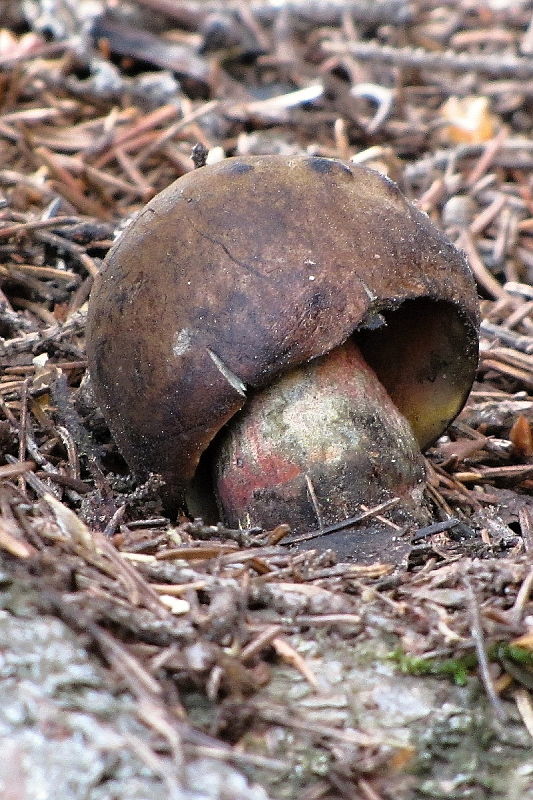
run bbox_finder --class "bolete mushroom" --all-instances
[87,155,479,545]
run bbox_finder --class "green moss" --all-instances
[493,643,533,667]
[389,648,477,685]
[389,642,533,688]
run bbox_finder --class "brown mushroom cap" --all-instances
[87,155,479,509]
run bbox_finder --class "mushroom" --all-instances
[87,155,479,542]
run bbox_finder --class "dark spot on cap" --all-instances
[308,291,329,313]
[307,157,352,177]
[307,157,335,175]
[221,161,254,176]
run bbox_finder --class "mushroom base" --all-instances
[213,339,427,535]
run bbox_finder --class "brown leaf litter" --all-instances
[0,2,532,798]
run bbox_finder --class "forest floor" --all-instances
[0,2,532,799]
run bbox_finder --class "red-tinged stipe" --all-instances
[213,338,427,534]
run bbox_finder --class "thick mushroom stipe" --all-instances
[214,339,426,533]
[87,155,480,537]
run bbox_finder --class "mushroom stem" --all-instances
[213,338,427,534]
